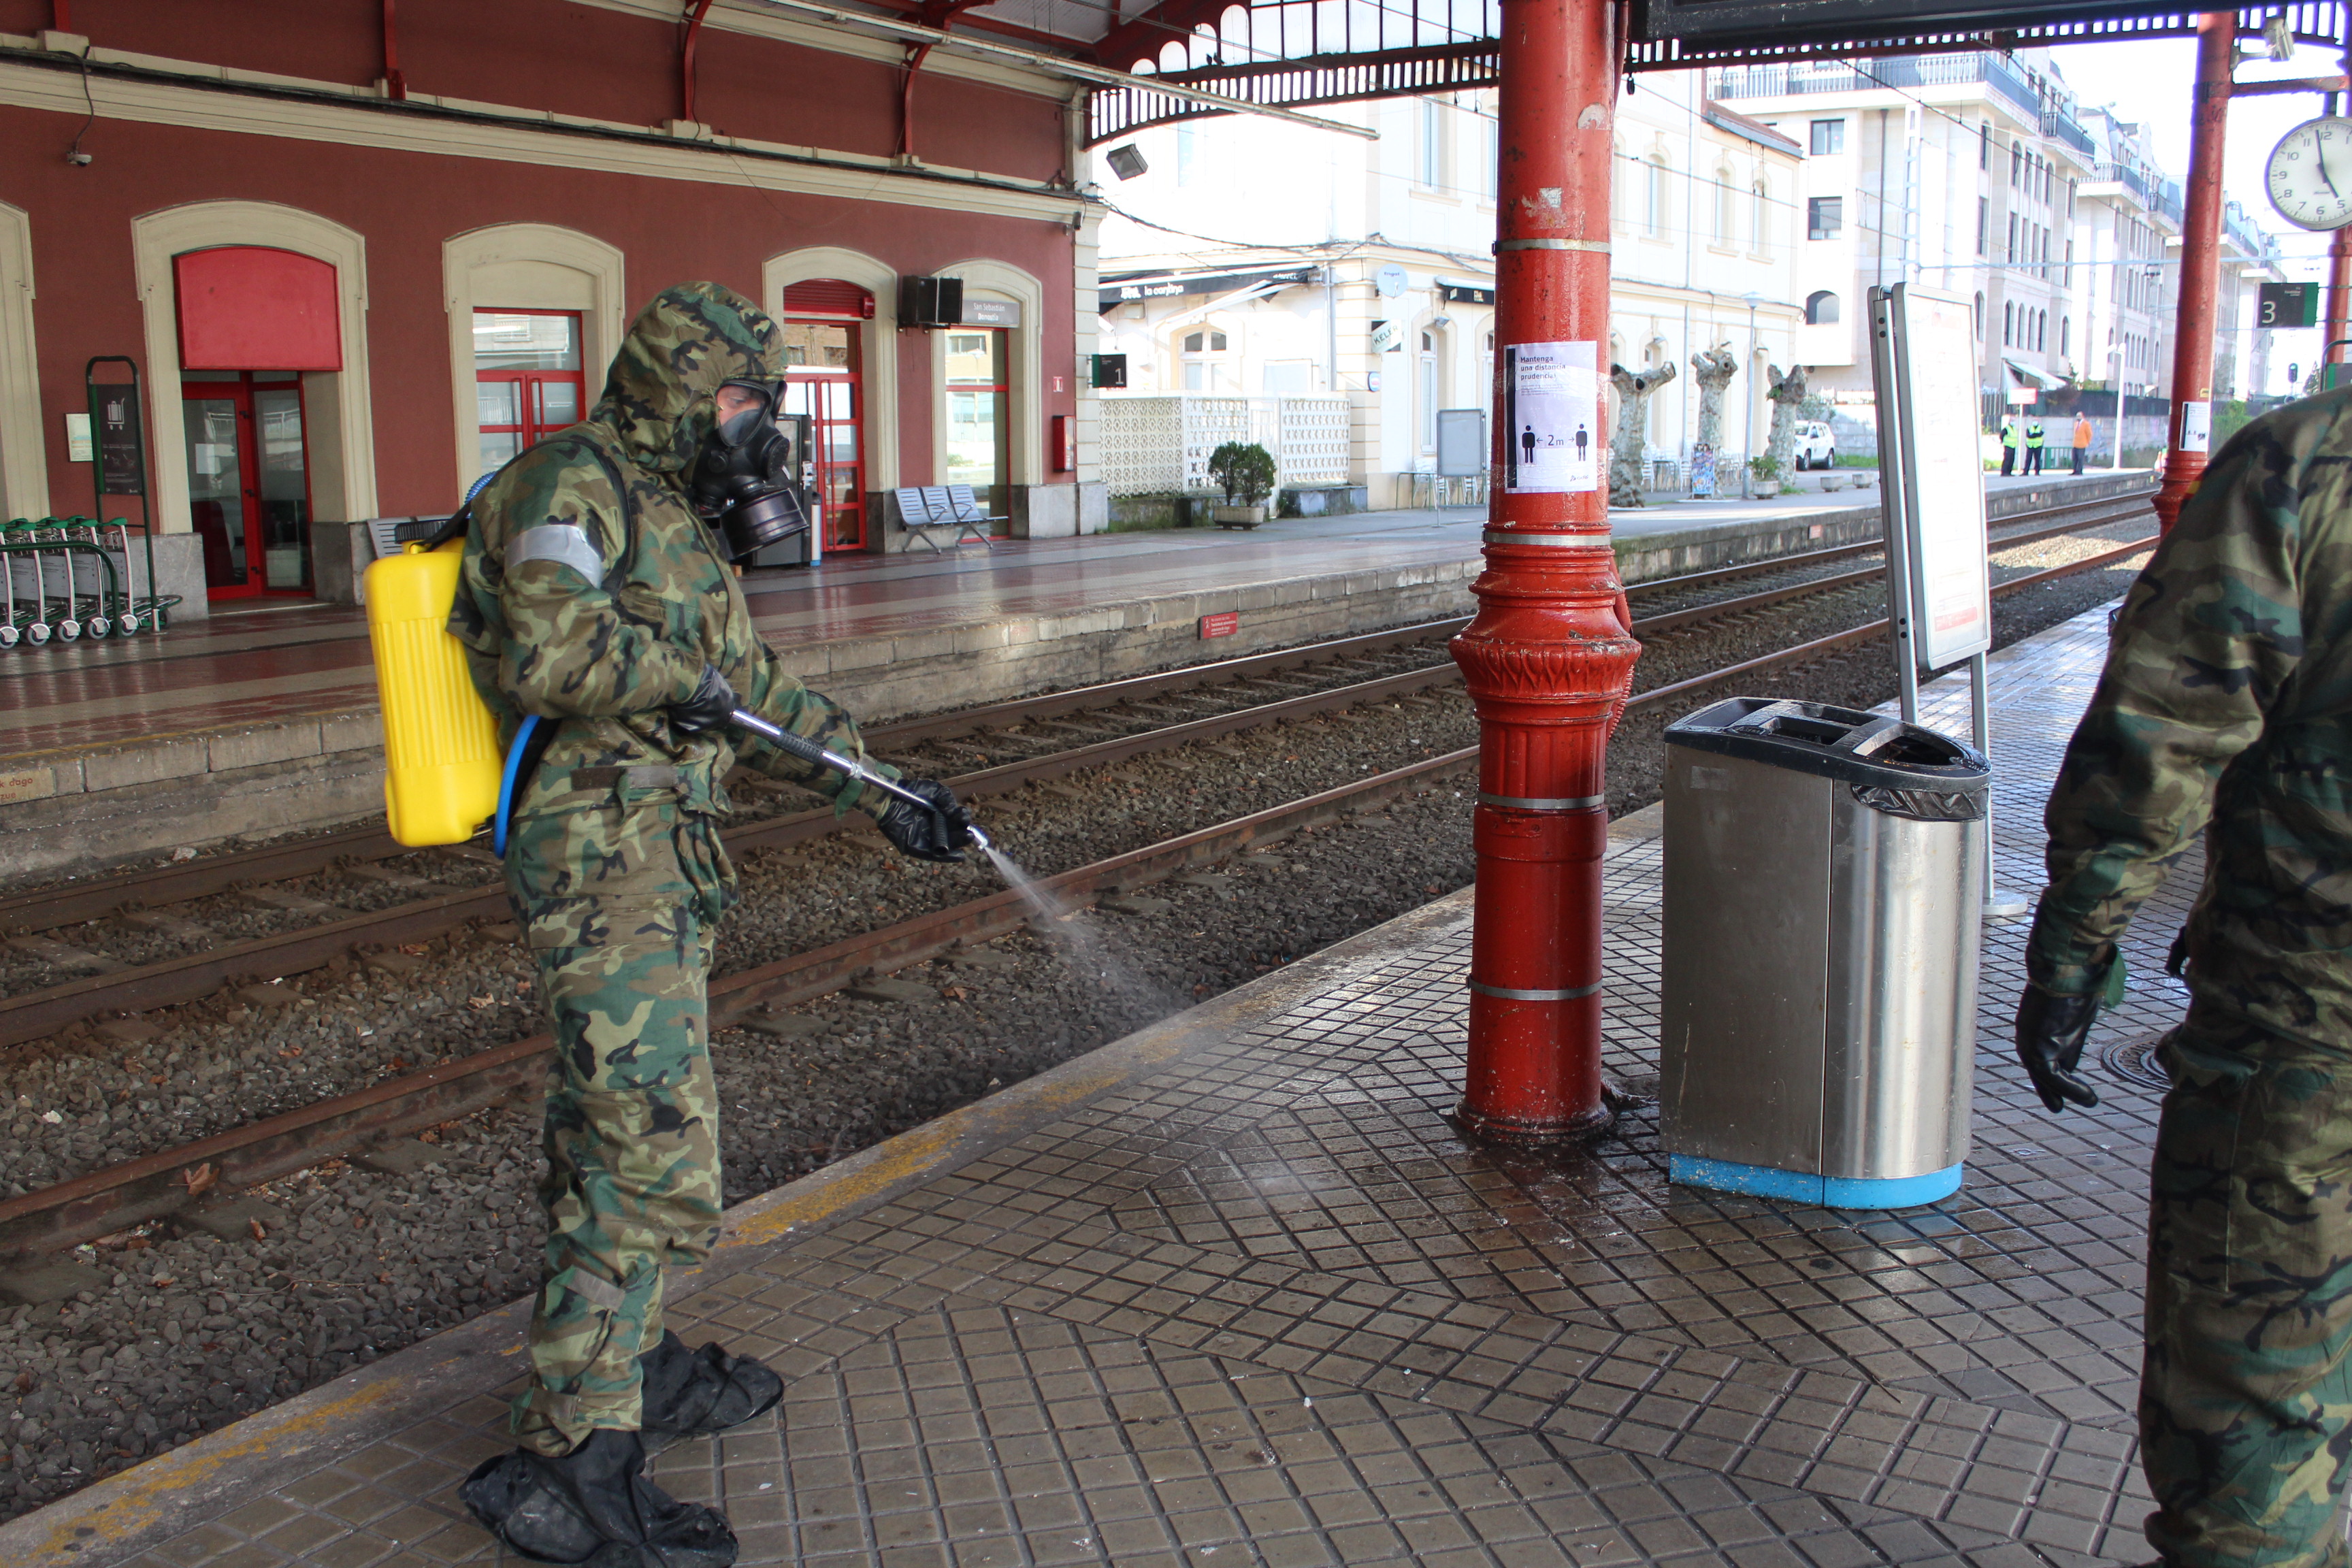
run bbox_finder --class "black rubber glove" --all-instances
[2014,984,2102,1113]
[668,664,738,736]
[876,779,974,862]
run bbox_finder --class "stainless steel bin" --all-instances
[1658,697,1988,1208]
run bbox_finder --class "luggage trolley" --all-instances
[1,517,55,646]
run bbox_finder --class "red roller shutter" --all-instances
[175,247,342,371]
[783,279,876,321]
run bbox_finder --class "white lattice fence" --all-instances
[1276,397,1350,487]
[1100,394,1354,495]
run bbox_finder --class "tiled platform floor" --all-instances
[10,600,2190,1568]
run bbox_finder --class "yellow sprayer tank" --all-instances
[366,542,500,847]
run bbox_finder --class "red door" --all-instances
[180,372,314,598]
[780,281,872,552]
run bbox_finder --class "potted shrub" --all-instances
[1207,442,1277,528]
[1748,453,1782,497]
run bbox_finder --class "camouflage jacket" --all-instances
[2029,389,2352,1047]
[448,281,890,828]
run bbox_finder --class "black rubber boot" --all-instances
[639,1330,784,1440]
[459,1427,738,1567]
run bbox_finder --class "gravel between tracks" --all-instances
[0,534,2151,1522]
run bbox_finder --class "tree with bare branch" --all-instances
[1608,360,1677,507]
[1765,362,1809,478]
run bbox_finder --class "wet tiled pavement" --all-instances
[14,600,2189,1568]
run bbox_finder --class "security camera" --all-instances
[64,150,91,165]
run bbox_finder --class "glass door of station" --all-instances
[780,318,867,552]
[474,310,585,490]
[944,329,1008,518]
[180,371,312,598]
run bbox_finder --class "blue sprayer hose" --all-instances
[493,713,544,858]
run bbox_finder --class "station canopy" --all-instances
[742,0,2345,144]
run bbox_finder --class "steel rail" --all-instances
[2,487,2151,935]
[1622,491,2152,602]
[1623,533,2161,715]
[0,660,1472,1048]
[1629,500,2154,638]
[0,617,1476,934]
[0,745,1482,1260]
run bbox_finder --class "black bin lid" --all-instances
[1663,697,1989,796]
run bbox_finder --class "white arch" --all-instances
[762,245,901,491]
[131,201,376,532]
[0,201,47,521]
[931,255,1047,500]
[442,223,627,500]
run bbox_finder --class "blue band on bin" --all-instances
[1477,792,1605,811]
[1468,981,1602,1001]
[1668,1154,1963,1210]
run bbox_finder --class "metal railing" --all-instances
[1708,51,2041,118]
[2087,160,2185,225]
[2040,109,2095,157]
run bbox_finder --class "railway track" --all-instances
[0,491,2160,1262]
[0,488,2155,1052]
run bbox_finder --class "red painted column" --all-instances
[1448,0,1639,1141]
[2327,225,2352,377]
[2152,10,2234,531]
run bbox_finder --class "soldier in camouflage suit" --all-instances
[448,282,970,1566]
[2018,388,2352,1568]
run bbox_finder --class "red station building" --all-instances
[0,0,1107,614]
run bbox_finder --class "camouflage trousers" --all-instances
[2142,1000,2352,1568]
[502,800,733,1457]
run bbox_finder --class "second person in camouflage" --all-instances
[449,281,976,1567]
[2017,387,2352,1568]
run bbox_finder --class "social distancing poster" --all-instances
[1504,341,1599,494]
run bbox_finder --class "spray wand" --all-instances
[728,708,992,853]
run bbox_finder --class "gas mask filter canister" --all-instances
[692,378,812,562]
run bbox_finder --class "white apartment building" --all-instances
[1092,70,1806,504]
[1708,50,2281,443]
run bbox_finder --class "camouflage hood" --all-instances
[591,282,786,478]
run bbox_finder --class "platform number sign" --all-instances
[2260,282,2321,329]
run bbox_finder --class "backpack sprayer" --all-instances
[365,528,987,855]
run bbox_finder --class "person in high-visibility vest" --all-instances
[2024,418,2047,475]
[2072,412,2093,475]
[2000,418,2021,476]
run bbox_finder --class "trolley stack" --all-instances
[0,516,179,649]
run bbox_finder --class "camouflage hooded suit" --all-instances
[2027,389,2352,1567]
[449,282,894,1457]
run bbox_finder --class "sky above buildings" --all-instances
[2056,37,2333,279]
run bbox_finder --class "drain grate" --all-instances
[2100,1032,2171,1091]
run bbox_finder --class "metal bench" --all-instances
[941,485,1003,548]
[893,485,995,553]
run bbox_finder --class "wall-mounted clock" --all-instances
[2267,116,2352,231]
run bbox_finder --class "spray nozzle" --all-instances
[726,708,989,853]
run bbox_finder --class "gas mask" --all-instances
[690,378,812,562]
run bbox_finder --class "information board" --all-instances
[1435,408,1486,478]
[91,382,147,497]
[1870,285,1990,670]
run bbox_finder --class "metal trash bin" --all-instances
[1658,697,1988,1208]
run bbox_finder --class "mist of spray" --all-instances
[979,843,1172,1015]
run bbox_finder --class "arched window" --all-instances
[1646,155,1671,239]
[1419,329,1440,452]
[2060,315,2070,359]
[2004,301,2014,346]
[1715,164,1737,245]
[1179,326,1230,391]
[1974,292,1984,342]
[1750,182,1769,257]
[1804,290,1839,325]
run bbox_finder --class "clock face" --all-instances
[2268,117,2352,231]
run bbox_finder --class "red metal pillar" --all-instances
[2151,10,2234,530]
[2327,225,2352,378]
[1448,0,1639,1141]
